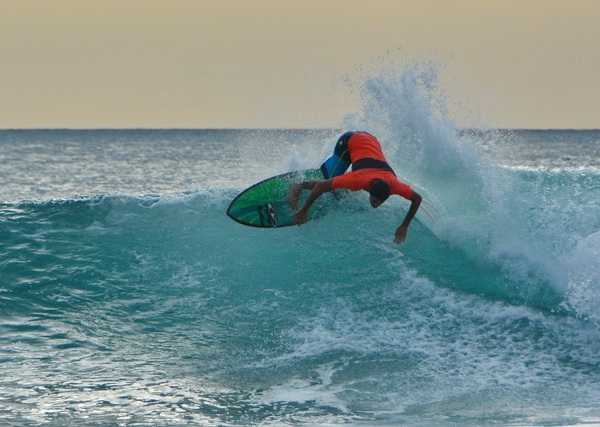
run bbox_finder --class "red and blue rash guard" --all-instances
[331,133,413,200]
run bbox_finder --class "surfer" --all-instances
[289,131,422,244]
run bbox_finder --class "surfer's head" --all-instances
[369,179,391,208]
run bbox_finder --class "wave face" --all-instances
[2,69,600,426]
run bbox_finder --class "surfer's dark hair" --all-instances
[369,179,391,202]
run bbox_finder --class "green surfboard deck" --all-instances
[226,169,324,228]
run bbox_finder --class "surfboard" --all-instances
[226,169,324,228]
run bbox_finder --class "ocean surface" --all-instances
[2,76,600,426]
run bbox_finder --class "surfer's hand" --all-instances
[291,207,308,225]
[289,183,302,210]
[394,225,408,244]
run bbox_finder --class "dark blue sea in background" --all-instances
[2,69,600,426]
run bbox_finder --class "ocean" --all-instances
[2,73,600,426]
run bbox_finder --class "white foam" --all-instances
[252,364,350,414]
[261,262,600,414]
[564,231,600,324]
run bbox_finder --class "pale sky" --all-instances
[1,0,599,129]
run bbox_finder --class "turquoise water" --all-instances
[2,69,600,426]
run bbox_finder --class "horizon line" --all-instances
[2,127,600,132]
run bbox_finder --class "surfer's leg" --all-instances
[320,131,354,179]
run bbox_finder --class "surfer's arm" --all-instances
[290,180,317,210]
[291,179,334,225]
[289,179,331,209]
[394,191,422,244]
